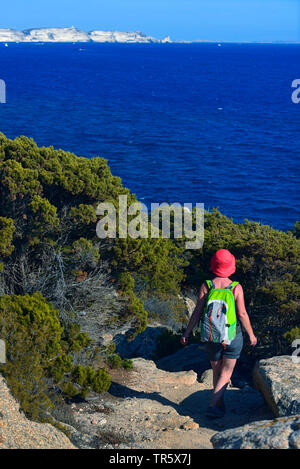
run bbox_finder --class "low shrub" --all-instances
[0,292,111,420]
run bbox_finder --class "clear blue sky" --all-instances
[1,0,299,42]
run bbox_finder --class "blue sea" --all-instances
[0,42,299,230]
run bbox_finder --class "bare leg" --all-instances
[210,358,237,408]
[210,359,223,388]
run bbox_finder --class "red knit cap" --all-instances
[210,249,236,277]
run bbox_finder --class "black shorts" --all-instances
[204,331,243,361]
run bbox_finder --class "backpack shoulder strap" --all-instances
[206,279,215,290]
[225,281,239,293]
[199,281,214,326]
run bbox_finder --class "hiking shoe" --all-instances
[205,405,225,419]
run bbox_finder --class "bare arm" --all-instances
[181,283,208,344]
[234,284,257,346]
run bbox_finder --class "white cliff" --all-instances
[22,27,90,42]
[0,28,25,42]
[0,27,171,43]
[90,30,155,43]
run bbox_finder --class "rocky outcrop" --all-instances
[0,375,75,449]
[253,356,300,417]
[179,288,197,318]
[114,324,172,360]
[211,355,300,449]
[156,344,208,374]
[211,415,300,449]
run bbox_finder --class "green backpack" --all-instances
[199,280,239,345]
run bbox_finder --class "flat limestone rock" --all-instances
[253,356,300,417]
[129,358,198,391]
[211,415,300,449]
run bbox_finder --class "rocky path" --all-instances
[65,354,273,449]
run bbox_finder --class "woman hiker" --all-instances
[180,249,257,419]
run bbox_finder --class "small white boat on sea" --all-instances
[4,43,8,47]
[218,43,222,47]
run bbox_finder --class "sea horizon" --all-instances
[0,42,299,231]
